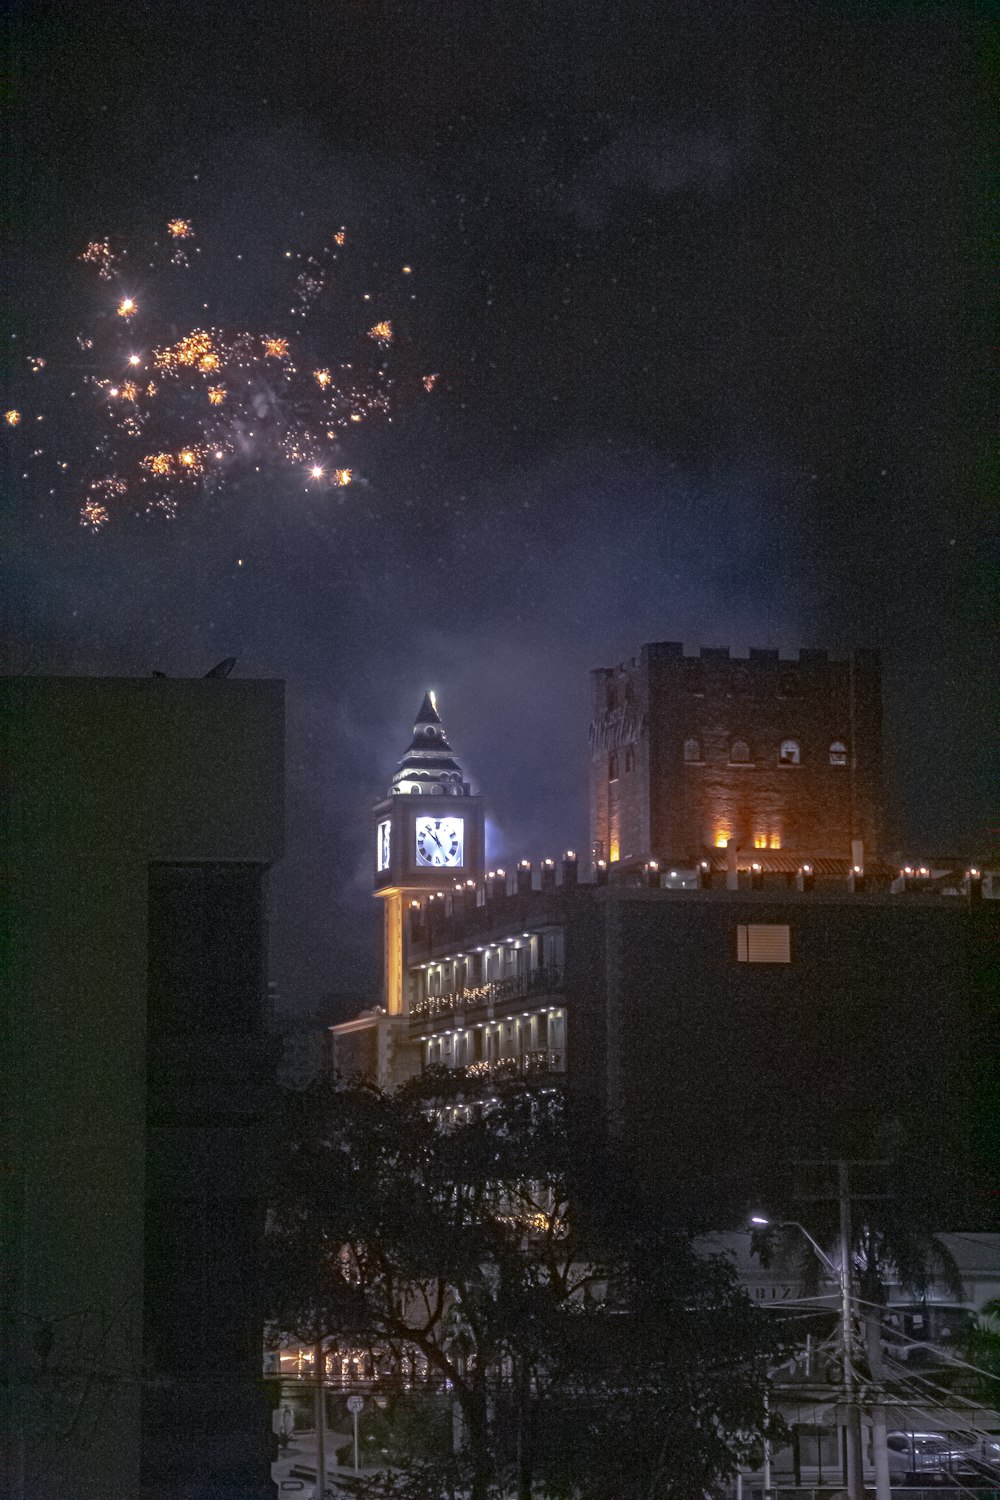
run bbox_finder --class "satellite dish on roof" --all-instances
[204,657,236,679]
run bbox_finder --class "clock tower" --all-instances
[373,692,485,1015]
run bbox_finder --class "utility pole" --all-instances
[838,1161,864,1500]
[314,1339,327,1500]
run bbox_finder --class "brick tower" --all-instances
[588,644,883,874]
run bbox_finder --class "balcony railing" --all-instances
[411,967,562,1023]
[463,1050,565,1080]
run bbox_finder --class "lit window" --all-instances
[754,835,767,849]
[778,739,800,765]
[715,833,730,848]
[737,924,791,963]
[730,739,751,764]
[769,835,781,849]
[830,740,848,766]
[683,737,701,762]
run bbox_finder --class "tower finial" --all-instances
[390,692,469,797]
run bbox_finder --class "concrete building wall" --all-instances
[572,887,992,1225]
[2,677,284,1500]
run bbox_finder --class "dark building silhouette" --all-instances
[2,676,284,1500]
[589,644,884,875]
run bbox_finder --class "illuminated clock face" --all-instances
[376,819,391,872]
[415,815,464,868]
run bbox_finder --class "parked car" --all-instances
[886,1431,981,1481]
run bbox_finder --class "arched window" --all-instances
[778,739,800,765]
[829,740,848,766]
[624,746,635,773]
[683,737,701,763]
[608,752,619,781]
[730,739,751,764]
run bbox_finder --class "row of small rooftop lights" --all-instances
[409,858,986,911]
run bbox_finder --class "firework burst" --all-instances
[6,217,436,528]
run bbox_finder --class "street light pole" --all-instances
[838,1162,864,1500]
[752,1168,864,1500]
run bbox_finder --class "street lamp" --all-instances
[751,1211,863,1500]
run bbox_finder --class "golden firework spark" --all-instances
[333,468,353,486]
[207,385,226,405]
[120,381,139,402]
[313,368,331,387]
[80,239,116,279]
[80,498,110,530]
[422,373,439,392]
[333,229,346,246]
[28,356,46,372]
[368,320,393,343]
[146,381,158,397]
[5,409,22,426]
[178,447,200,470]
[128,354,142,366]
[142,452,173,476]
[117,297,137,318]
[263,336,289,358]
[167,218,193,239]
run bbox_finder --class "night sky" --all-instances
[6,0,994,1006]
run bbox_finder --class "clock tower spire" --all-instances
[373,693,485,1015]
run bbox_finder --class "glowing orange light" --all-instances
[207,385,225,405]
[422,373,439,392]
[117,297,137,318]
[6,409,22,426]
[368,320,393,342]
[143,452,173,476]
[178,448,197,467]
[333,467,353,486]
[167,218,193,239]
[313,368,331,387]
[715,834,730,848]
[333,229,346,246]
[263,336,288,358]
[128,354,142,366]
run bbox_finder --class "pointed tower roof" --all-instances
[414,690,442,728]
[390,692,470,796]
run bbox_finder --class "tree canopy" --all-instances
[265,1072,786,1500]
